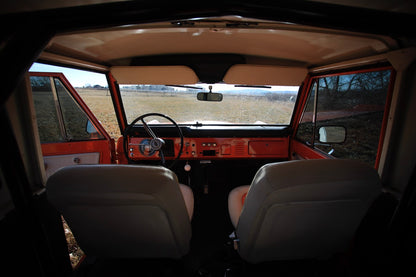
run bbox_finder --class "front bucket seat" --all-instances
[47,164,193,259]
[228,159,381,263]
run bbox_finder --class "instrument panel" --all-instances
[119,137,289,161]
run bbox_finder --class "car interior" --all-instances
[1,1,416,277]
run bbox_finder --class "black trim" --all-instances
[126,125,292,138]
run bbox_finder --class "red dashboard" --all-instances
[117,137,289,162]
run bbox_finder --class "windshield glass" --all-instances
[120,84,299,125]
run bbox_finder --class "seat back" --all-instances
[46,164,192,259]
[234,159,381,263]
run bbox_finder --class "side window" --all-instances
[54,78,100,141]
[31,76,64,143]
[295,68,393,166]
[31,75,104,143]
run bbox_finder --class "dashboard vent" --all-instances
[234,142,246,156]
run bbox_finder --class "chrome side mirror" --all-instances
[318,126,346,143]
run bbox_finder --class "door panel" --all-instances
[43,152,100,179]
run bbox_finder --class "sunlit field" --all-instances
[77,88,296,139]
[76,89,119,138]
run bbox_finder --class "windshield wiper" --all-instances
[166,85,203,90]
[234,85,272,89]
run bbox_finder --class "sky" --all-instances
[30,63,108,87]
[29,62,299,92]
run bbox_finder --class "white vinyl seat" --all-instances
[228,159,381,263]
[46,164,193,259]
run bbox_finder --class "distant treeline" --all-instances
[120,88,298,102]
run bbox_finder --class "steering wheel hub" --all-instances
[150,138,165,151]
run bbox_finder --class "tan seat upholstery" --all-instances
[46,164,193,259]
[228,159,381,263]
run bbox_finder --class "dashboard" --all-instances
[118,137,289,161]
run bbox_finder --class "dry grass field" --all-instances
[77,88,296,139]
[76,88,120,138]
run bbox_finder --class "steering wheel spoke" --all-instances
[141,118,158,140]
[159,149,166,165]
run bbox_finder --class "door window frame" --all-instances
[30,72,112,143]
[292,65,396,169]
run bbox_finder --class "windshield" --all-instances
[120,84,299,125]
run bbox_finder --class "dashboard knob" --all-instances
[184,162,191,172]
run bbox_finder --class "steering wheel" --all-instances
[123,113,183,168]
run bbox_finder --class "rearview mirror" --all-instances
[197,85,223,102]
[197,92,223,101]
[318,126,346,143]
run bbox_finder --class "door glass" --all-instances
[54,78,104,141]
[31,76,64,143]
[314,70,391,164]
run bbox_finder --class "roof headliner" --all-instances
[40,17,398,72]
